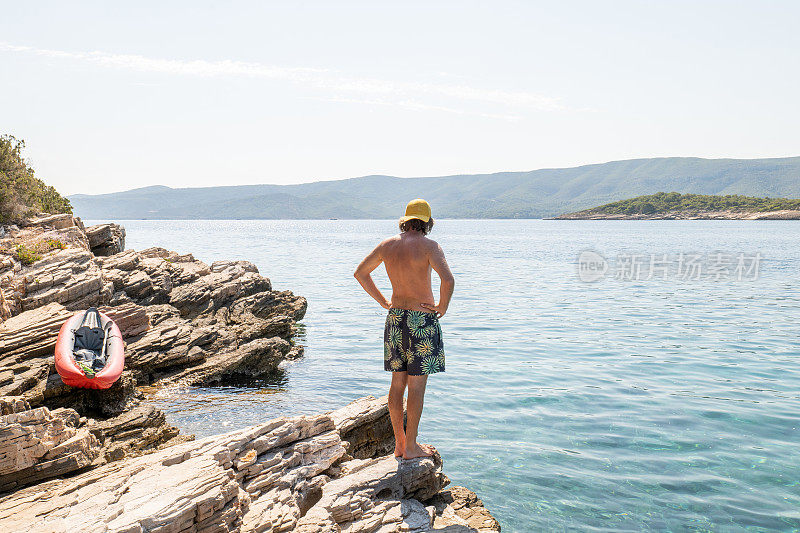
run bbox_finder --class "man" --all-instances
[354,199,455,459]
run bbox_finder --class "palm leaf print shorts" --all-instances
[384,308,445,375]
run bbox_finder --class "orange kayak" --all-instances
[54,308,124,389]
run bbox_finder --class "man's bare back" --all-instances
[354,200,454,459]
[354,230,454,316]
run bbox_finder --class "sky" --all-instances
[1,1,799,195]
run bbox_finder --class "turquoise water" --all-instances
[106,219,799,532]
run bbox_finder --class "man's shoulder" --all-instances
[420,235,442,253]
[421,234,439,245]
[382,233,440,251]
[375,235,400,250]
[380,235,401,245]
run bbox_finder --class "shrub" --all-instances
[11,238,66,265]
[44,238,66,250]
[1,135,72,224]
[14,244,41,265]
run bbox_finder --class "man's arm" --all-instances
[354,242,391,309]
[421,242,454,318]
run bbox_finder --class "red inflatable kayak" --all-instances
[55,307,124,389]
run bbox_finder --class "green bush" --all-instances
[44,238,66,250]
[1,135,72,224]
[11,238,66,265]
[14,244,41,265]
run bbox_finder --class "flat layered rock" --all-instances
[102,301,150,338]
[0,395,500,532]
[0,302,72,363]
[168,260,272,318]
[85,223,126,256]
[0,304,72,403]
[23,214,77,231]
[87,403,181,462]
[330,394,398,460]
[0,412,344,532]
[294,453,446,532]
[0,220,94,317]
[0,288,10,321]
[0,397,100,493]
[429,486,502,532]
[18,248,112,312]
[124,306,216,374]
[1,220,307,467]
[0,399,477,533]
[164,336,294,386]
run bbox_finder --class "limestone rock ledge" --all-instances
[0,396,99,493]
[0,216,500,531]
[0,215,306,469]
[330,394,400,460]
[85,222,126,256]
[0,396,500,533]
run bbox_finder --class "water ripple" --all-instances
[112,219,800,532]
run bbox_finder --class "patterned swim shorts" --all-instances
[384,308,445,376]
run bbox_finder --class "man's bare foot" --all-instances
[402,442,435,459]
[394,441,406,457]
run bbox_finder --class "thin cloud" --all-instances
[0,42,568,115]
[311,96,522,121]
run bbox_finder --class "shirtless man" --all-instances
[354,199,455,459]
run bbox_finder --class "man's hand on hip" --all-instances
[420,302,446,318]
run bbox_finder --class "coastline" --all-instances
[551,209,800,220]
[0,214,500,532]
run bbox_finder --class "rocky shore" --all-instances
[0,214,499,532]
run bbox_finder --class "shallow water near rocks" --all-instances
[100,219,800,532]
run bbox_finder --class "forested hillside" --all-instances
[68,155,800,219]
[559,192,800,217]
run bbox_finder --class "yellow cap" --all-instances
[399,198,432,224]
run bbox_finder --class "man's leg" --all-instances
[403,374,433,459]
[388,371,408,457]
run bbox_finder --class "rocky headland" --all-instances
[553,192,800,220]
[0,214,499,532]
[554,209,800,220]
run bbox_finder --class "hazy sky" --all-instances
[2,1,798,195]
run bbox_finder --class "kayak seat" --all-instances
[72,308,111,372]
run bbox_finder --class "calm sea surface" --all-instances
[99,219,799,532]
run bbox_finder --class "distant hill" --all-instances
[555,192,800,220]
[68,156,800,220]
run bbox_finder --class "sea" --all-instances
[93,219,799,532]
